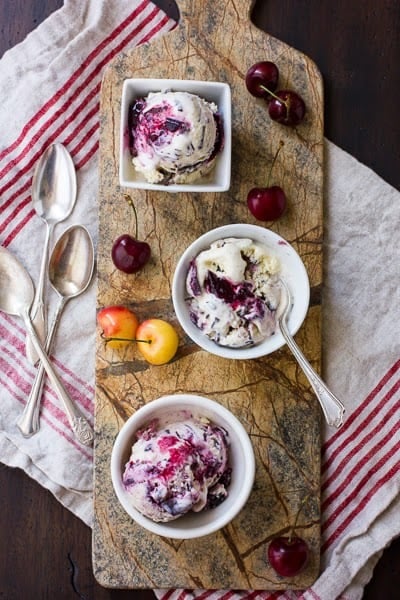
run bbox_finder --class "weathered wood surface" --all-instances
[93,0,323,590]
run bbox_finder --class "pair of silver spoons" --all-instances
[0,144,94,445]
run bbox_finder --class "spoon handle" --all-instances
[21,308,94,446]
[25,223,52,364]
[279,316,345,429]
[17,297,66,437]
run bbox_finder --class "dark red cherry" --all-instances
[245,61,279,99]
[247,185,286,221]
[247,140,286,221]
[268,90,306,126]
[112,234,150,274]
[267,536,309,577]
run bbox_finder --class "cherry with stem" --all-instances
[267,494,311,577]
[111,194,151,274]
[247,140,287,222]
[259,84,306,127]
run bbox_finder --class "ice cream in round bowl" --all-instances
[111,394,255,539]
[172,224,310,360]
[119,78,231,192]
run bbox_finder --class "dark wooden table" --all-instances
[0,1,399,598]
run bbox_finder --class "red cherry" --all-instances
[247,185,286,221]
[267,536,309,577]
[112,234,150,274]
[247,140,286,222]
[268,90,306,126]
[111,194,151,274]
[245,61,279,99]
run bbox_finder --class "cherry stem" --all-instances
[288,494,311,542]
[124,194,138,239]
[101,333,151,345]
[267,140,284,186]
[260,84,289,109]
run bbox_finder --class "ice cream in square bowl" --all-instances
[111,394,255,539]
[119,78,231,192]
[172,223,310,360]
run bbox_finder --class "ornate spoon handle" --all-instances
[278,280,345,429]
[22,308,94,446]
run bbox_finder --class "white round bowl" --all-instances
[172,223,310,360]
[111,394,255,539]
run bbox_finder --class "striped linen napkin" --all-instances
[0,1,398,599]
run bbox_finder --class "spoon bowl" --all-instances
[17,225,95,438]
[0,247,35,314]
[49,225,94,298]
[26,143,77,363]
[32,143,77,225]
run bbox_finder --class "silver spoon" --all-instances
[17,225,95,438]
[0,246,93,446]
[278,278,346,429]
[26,143,77,364]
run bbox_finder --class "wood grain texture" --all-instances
[93,0,323,590]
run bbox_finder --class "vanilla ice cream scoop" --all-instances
[122,415,231,522]
[129,91,223,184]
[186,237,282,348]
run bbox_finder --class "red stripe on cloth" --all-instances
[63,99,100,147]
[0,356,32,397]
[3,209,35,246]
[0,3,170,192]
[305,589,321,600]
[0,373,28,405]
[0,313,93,415]
[322,375,400,475]
[158,591,175,600]
[218,592,238,600]
[321,384,400,493]
[322,359,400,456]
[191,591,214,600]
[322,433,400,530]
[3,135,98,246]
[0,352,92,458]
[75,138,99,170]
[0,0,151,164]
[69,120,99,158]
[321,459,400,552]
[0,178,31,214]
[0,195,31,235]
[1,11,174,246]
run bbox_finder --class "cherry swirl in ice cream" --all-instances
[122,414,231,522]
[186,237,282,348]
[128,91,224,185]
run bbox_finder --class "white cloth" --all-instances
[0,2,398,599]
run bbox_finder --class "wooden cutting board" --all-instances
[93,0,323,590]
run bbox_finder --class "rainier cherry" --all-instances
[97,306,179,365]
[245,61,279,99]
[135,319,179,365]
[111,195,151,274]
[247,141,286,221]
[97,306,139,350]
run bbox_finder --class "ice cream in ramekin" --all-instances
[128,90,224,185]
[122,413,231,522]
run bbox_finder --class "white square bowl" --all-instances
[119,78,231,193]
